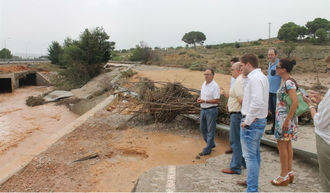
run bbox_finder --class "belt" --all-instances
[201,106,217,110]
[229,112,241,115]
[242,115,246,118]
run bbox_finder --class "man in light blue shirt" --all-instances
[265,48,281,135]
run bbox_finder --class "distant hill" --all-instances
[114,39,330,75]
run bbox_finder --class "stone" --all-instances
[44,90,74,102]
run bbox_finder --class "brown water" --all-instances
[0,86,78,154]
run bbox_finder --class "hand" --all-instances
[309,91,323,104]
[303,95,312,105]
[282,118,290,132]
[241,122,246,130]
[197,99,204,104]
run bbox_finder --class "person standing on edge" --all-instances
[225,57,240,154]
[303,56,330,191]
[221,62,246,175]
[265,48,281,135]
[197,68,220,157]
[271,58,298,186]
[238,54,269,192]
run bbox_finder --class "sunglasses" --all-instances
[276,65,283,69]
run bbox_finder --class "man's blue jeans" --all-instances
[229,113,246,174]
[240,118,266,192]
[200,107,218,154]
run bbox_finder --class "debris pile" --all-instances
[0,65,29,73]
[136,79,199,122]
[26,95,45,107]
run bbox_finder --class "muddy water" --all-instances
[0,86,78,153]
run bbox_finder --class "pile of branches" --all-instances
[137,79,199,122]
[134,78,230,124]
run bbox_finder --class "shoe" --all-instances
[225,149,233,154]
[288,171,294,183]
[211,144,216,149]
[198,152,210,156]
[236,180,247,187]
[221,168,240,175]
[265,129,274,135]
[271,175,290,186]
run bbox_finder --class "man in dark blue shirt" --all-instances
[265,48,281,135]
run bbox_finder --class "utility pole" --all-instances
[268,22,271,40]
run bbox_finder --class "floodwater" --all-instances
[0,86,78,154]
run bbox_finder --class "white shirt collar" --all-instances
[204,79,215,86]
[247,68,261,79]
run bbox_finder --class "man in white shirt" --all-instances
[197,68,220,156]
[304,56,330,191]
[238,54,269,192]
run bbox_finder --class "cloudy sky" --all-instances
[0,0,329,57]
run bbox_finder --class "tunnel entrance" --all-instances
[19,73,36,87]
[0,78,13,93]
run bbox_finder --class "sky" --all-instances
[0,0,329,57]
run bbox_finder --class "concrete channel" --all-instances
[0,95,116,185]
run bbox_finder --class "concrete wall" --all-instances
[0,71,50,92]
[36,72,51,86]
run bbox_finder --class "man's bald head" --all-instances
[232,62,242,71]
[231,62,242,78]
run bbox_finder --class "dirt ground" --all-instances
[0,65,29,73]
[0,104,230,192]
[0,64,326,192]
[135,66,232,92]
[134,65,329,94]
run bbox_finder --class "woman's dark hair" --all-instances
[279,58,296,73]
[230,57,239,63]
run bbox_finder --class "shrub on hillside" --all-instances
[189,63,207,71]
[130,42,152,64]
[258,54,264,59]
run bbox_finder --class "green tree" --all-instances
[47,41,63,65]
[0,48,13,59]
[66,27,115,78]
[306,18,330,38]
[277,22,300,42]
[182,31,206,47]
[57,27,115,89]
[315,28,328,43]
[297,26,308,39]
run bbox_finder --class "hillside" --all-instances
[114,39,330,75]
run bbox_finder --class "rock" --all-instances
[43,90,74,102]
[71,67,128,100]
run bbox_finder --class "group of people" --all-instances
[197,50,330,192]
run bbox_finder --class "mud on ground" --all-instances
[0,100,230,192]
